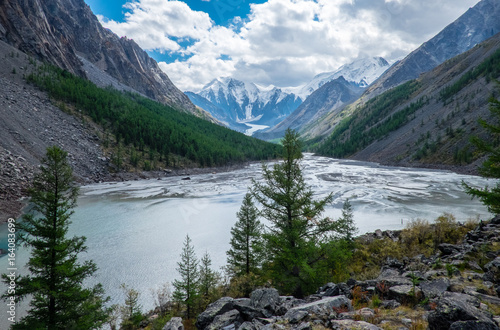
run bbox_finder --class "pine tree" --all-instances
[119,284,143,330]
[173,235,200,319]
[198,251,219,309]
[463,92,500,214]
[1,146,109,329]
[335,200,358,244]
[251,129,337,297]
[226,193,264,276]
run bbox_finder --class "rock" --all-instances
[384,257,404,269]
[237,321,259,330]
[449,320,499,329]
[329,319,382,329]
[484,257,500,273]
[388,285,421,303]
[207,310,243,330]
[318,282,340,297]
[438,243,461,256]
[428,292,497,330]
[376,268,411,286]
[163,317,184,330]
[420,278,450,298]
[294,322,311,330]
[285,295,353,319]
[196,297,234,330]
[234,299,267,321]
[285,309,309,324]
[250,288,280,317]
[380,300,401,309]
[275,296,305,316]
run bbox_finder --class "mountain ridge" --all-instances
[314,32,500,172]
[365,0,500,99]
[0,0,196,113]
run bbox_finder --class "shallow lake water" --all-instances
[0,154,492,322]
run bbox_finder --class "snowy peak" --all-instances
[293,57,390,100]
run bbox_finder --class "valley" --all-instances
[1,0,500,329]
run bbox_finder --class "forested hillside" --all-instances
[27,64,280,168]
[313,33,500,170]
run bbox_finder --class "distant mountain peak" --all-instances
[290,56,391,100]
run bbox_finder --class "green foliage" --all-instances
[198,252,220,310]
[1,146,110,329]
[119,284,144,330]
[173,235,200,319]
[26,64,280,168]
[440,48,500,101]
[251,129,356,297]
[316,81,424,158]
[226,193,264,276]
[350,213,477,280]
[463,89,500,214]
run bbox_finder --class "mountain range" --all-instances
[187,78,302,133]
[0,0,499,183]
[188,57,390,136]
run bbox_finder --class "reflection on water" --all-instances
[0,154,492,319]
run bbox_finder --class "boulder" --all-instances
[380,300,401,309]
[449,320,499,330]
[438,243,461,256]
[196,297,234,329]
[484,257,500,273]
[420,278,450,299]
[318,282,340,297]
[207,310,242,330]
[388,285,421,303]
[428,292,497,330]
[250,288,280,317]
[329,319,382,329]
[285,296,353,319]
[275,296,305,316]
[284,309,309,324]
[376,268,411,286]
[234,299,267,321]
[162,317,183,330]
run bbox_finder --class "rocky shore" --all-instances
[162,217,500,330]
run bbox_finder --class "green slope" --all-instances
[27,64,280,168]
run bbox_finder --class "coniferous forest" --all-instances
[26,64,280,168]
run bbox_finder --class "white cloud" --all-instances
[98,0,480,91]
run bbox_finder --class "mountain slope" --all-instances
[255,58,389,140]
[255,77,364,141]
[314,32,500,172]
[0,0,196,113]
[365,0,500,99]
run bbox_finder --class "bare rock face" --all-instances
[0,0,196,112]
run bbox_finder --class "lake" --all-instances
[0,154,492,322]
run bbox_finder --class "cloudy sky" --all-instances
[84,0,480,92]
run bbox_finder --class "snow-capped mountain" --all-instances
[289,57,391,100]
[188,77,302,132]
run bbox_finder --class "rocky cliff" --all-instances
[0,0,196,112]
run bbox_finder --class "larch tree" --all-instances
[1,146,110,329]
[463,91,500,214]
[173,234,200,319]
[251,129,339,297]
[198,251,219,309]
[226,193,264,276]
